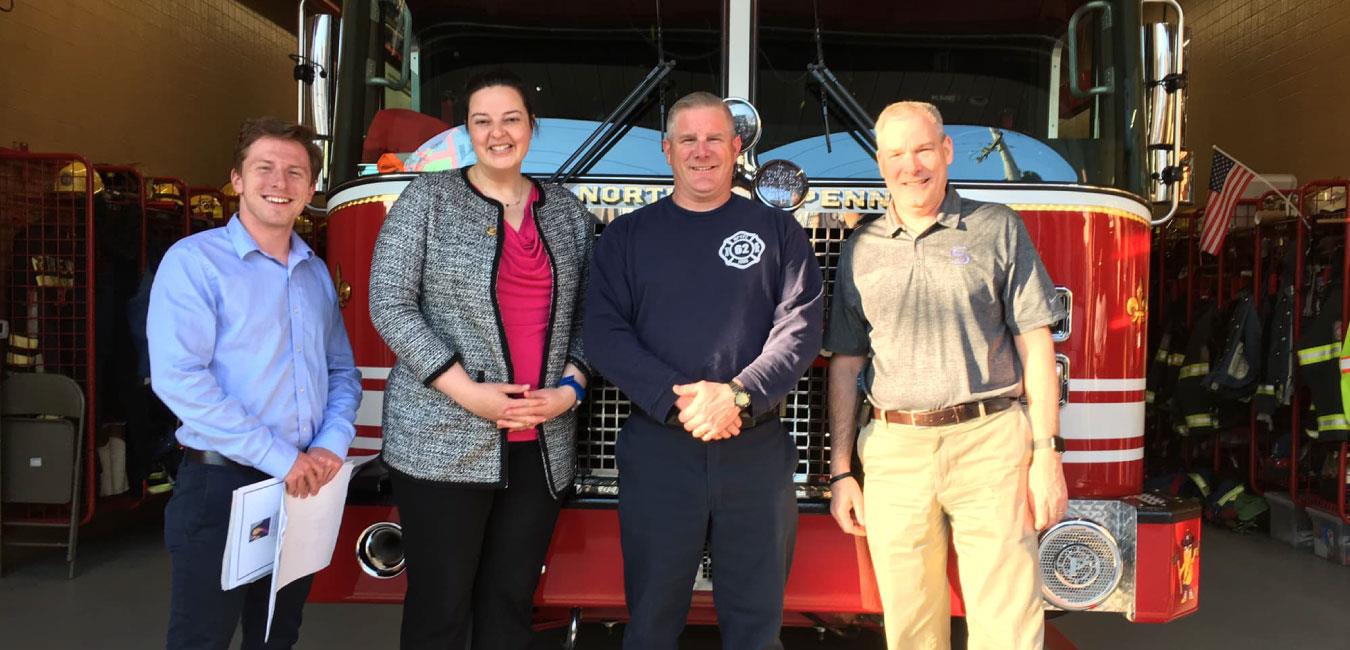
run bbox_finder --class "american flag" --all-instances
[1198,149,1256,255]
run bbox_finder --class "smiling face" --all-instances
[230,136,315,234]
[876,107,954,219]
[466,84,533,173]
[662,105,741,211]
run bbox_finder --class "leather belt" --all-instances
[664,407,780,429]
[183,448,250,470]
[871,397,1016,428]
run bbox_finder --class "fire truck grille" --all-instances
[575,223,851,500]
[693,546,714,591]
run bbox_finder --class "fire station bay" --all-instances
[3,1,1350,649]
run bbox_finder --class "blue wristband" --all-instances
[558,375,585,406]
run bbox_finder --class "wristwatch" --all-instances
[728,382,752,413]
[1031,435,1066,454]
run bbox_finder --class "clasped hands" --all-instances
[459,381,578,432]
[283,447,344,498]
[672,380,743,442]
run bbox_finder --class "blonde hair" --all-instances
[665,91,735,138]
[875,101,945,135]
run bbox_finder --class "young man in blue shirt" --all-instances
[148,117,361,650]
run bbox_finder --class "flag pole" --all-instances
[1212,145,1302,220]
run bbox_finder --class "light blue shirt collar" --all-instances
[225,214,315,268]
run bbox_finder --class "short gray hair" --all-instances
[665,91,735,138]
[875,101,945,135]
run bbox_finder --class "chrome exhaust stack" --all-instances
[356,522,406,579]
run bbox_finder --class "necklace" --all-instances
[471,166,530,208]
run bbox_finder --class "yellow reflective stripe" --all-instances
[1256,384,1276,396]
[1155,348,1169,362]
[37,276,74,288]
[1343,333,1350,413]
[1145,390,1156,404]
[9,333,38,350]
[1187,472,1212,497]
[1168,353,1186,367]
[1179,363,1210,379]
[1298,343,1339,365]
[1317,414,1350,431]
[5,351,40,367]
[1185,413,1216,428]
[1217,485,1245,507]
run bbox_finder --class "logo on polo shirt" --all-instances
[719,231,765,269]
[950,246,971,266]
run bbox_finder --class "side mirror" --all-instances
[296,2,338,194]
[299,13,337,138]
[753,160,810,212]
[724,97,763,152]
[1142,0,1188,226]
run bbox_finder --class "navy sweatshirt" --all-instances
[584,194,824,423]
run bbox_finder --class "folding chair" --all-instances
[1,373,86,578]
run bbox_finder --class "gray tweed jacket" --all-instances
[369,167,593,495]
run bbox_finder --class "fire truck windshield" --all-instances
[756,0,1147,196]
[333,0,724,185]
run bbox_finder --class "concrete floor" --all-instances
[1,512,1348,649]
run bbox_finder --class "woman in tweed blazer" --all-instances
[368,69,594,649]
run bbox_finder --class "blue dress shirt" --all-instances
[147,216,361,478]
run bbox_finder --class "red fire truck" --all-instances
[294,0,1201,639]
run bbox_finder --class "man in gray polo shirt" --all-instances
[824,101,1068,650]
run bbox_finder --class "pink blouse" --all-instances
[495,187,553,442]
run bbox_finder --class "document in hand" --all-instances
[220,475,286,590]
[264,460,357,642]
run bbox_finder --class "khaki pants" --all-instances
[858,404,1043,650]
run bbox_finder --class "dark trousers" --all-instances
[391,440,562,650]
[617,415,798,650]
[164,462,314,650]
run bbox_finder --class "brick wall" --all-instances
[1180,0,1350,192]
[0,0,297,186]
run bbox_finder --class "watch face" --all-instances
[733,387,751,409]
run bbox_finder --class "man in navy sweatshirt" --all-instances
[584,91,824,649]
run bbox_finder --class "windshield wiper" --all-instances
[807,63,877,158]
[549,60,675,185]
[805,0,876,159]
[551,0,674,185]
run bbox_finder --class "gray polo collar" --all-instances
[883,186,963,238]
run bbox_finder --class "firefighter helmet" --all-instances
[147,180,184,205]
[220,182,237,197]
[52,161,105,195]
[190,194,223,220]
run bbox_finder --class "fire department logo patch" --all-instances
[719,231,765,269]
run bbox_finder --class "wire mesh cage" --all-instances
[0,150,98,523]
